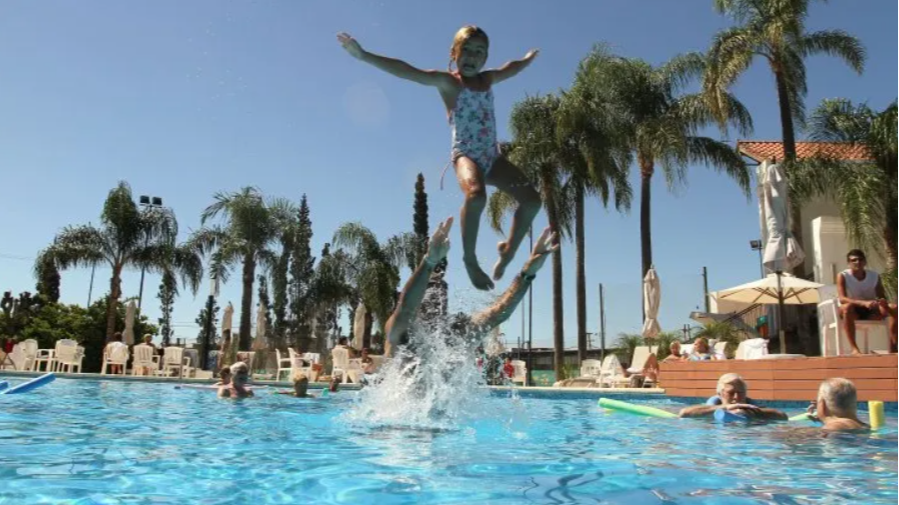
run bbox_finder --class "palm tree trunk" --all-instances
[239,253,256,351]
[540,166,565,381]
[886,193,897,274]
[639,155,654,321]
[104,266,123,342]
[773,66,806,278]
[575,184,587,365]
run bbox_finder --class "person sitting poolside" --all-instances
[688,337,712,361]
[837,249,898,354]
[104,333,129,374]
[679,373,787,420]
[218,362,254,399]
[662,341,687,363]
[275,371,316,398]
[810,378,868,431]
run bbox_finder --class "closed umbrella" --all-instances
[353,304,367,350]
[123,300,136,345]
[641,267,661,339]
[759,161,806,353]
[220,303,235,370]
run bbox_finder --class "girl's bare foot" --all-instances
[492,241,514,281]
[464,257,494,291]
[850,348,863,355]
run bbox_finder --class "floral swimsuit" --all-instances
[450,84,499,175]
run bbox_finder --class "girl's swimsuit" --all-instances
[450,85,499,175]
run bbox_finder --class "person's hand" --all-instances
[866,300,880,310]
[522,227,559,276]
[523,49,539,63]
[725,403,761,413]
[337,32,365,60]
[425,217,453,267]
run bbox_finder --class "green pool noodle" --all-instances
[789,413,812,422]
[598,398,678,418]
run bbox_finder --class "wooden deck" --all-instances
[660,354,898,402]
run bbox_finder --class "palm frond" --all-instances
[45,225,109,271]
[486,191,518,235]
[685,136,751,196]
[800,29,866,74]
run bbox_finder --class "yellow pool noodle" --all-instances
[868,401,884,430]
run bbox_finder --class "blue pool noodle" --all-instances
[714,408,748,423]
[0,381,8,392]
[1,373,56,395]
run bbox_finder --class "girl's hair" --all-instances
[449,25,489,70]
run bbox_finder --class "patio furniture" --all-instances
[101,343,130,375]
[579,359,603,379]
[331,346,360,384]
[132,344,161,376]
[511,360,527,385]
[156,347,191,378]
[1,339,38,371]
[53,340,84,373]
[275,349,292,381]
[597,354,626,388]
[818,297,891,356]
[289,349,317,382]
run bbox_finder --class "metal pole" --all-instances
[599,283,606,361]
[776,271,787,354]
[758,248,765,278]
[703,266,710,313]
[526,227,534,387]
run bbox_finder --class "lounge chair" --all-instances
[101,343,130,375]
[611,346,658,388]
[579,359,603,379]
[596,354,626,388]
[735,338,769,360]
[53,340,84,373]
[132,344,160,376]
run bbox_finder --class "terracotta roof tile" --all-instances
[737,141,873,162]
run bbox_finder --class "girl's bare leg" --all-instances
[486,156,541,280]
[455,156,494,291]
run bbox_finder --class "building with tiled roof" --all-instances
[737,140,873,163]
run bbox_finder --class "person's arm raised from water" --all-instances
[384,218,454,356]
[485,49,539,85]
[469,227,558,338]
[338,33,455,88]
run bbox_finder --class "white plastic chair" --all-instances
[713,341,728,360]
[132,344,160,376]
[156,347,191,377]
[288,348,318,382]
[275,349,293,381]
[597,354,626,388]
[331,346,359,384]
[611,346,657,388]
[101,343,130,375]
[579,359,603,379]
[735,338,769,360]
[511,360,527,385]
[2,339,38,371]
[53,340,84,373]
[818,297,891,355]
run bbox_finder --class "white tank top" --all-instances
[840,269,879,300]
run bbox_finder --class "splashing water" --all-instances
[344,317,494,431]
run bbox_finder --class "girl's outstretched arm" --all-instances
[338,33,452,87]
[487,49,539,85]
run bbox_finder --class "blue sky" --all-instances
[0,1,895,349]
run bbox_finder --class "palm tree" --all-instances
[189,188,286,351]
[706,0,866,272]
[558,83,633,366]
[790,99,897,293]
[37,182,202,341]
[488,95,575,380]
[575,46,752,290]
[332,223,413,329]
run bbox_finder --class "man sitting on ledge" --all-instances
[679,373,787,420]
[837,249,897,354]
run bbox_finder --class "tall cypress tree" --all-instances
[257,274,273,340]
[195,298,220,346]
[157,271,177,347]
[35,254,61,303]
[413,173,429,269]
[290,194,315,349]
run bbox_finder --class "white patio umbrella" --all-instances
[219,302,235,370]
[758,161,807,353]
[353,303,367,350]
[222,302,234,335]
[641,267,661,339]
[123,300,136,345]
[714,274,823,353]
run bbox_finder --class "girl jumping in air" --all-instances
[338,26,542,291]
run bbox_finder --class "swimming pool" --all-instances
[1,378,896,504]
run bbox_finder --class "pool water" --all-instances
[0,378,896,504]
